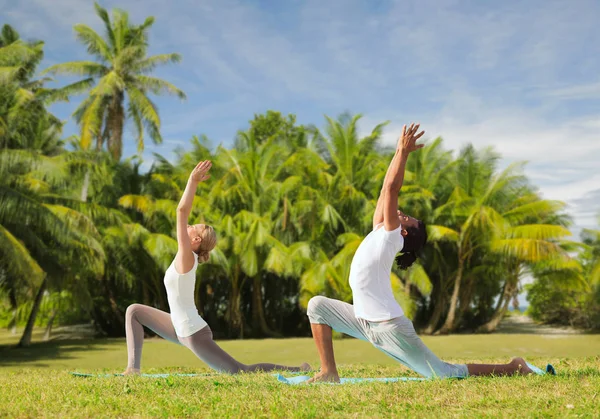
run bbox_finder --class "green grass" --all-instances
[2,330,600,417]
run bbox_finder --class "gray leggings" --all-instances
[125,303,302,374]
[307,296,468,378]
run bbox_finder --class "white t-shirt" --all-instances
[348,223,405,321]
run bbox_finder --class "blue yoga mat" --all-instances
[70,372,209,378]
[525,363,556,376]
[276,363,556,385]
[275,374,427,385]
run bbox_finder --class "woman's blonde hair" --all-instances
[194,225,217,263]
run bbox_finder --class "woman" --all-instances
[123,160,310,375]
[306,123,534,382]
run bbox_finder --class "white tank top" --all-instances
[163,255,208,337]
[349,223,405,321]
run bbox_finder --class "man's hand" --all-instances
[190,160,212,182]
[398,123,425,153]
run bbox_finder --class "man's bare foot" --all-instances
[299,362,312,372]
[306,370,340,384]
[511,357,533,375]
[122,368,140,376]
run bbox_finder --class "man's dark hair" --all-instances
[396,220,427,270]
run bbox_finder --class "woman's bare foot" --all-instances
[510,357,533,375]
[122,368,140,376]
[306,370,340,384]
[299,362,312,372]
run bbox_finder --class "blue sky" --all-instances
[3,0,600,237]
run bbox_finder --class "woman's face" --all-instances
[187,224,207,244]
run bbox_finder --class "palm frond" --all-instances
[0,66,20,82]
[42,61,108,77]
[491,238,567,262]
[46,78,95,102]
[93,2,116,49]
[73,24,112,62]
[406,262,433,296]
[507,224,571,240]
[128,102,144,151]
[118,194,154,213]
[143,233,177,271]
[133,53,182,74]
[79,94,105,150]
[503,199,566,224]
[134,75,186,99]
[390,273,416,319]
[90,71,125,96]
[427,225,459,242]
[0,224,44,284]
[127,85,161,145]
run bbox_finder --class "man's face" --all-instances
[397,210,419,231]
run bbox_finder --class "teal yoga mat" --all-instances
[276,363,556,385]
[70,372,209,378]
[275,374,427,384]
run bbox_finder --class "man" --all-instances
[306,123,533,382]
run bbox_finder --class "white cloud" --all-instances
[547,82,600,100]
[4,0,599,235]
[358,99,600,235]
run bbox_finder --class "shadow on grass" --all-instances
[0,338,122,368]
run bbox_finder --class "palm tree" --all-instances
[434,146,572,334]
[213,131,295,336]
[0,24,43,84]
[0,146,106,346]
[581,218,600,290]
[314,114,388,232]
[43,2,186,160]
[475,197,573,332]
[397,137,459,331]
[0,24,66,152]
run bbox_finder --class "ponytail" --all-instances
[395,220,427,270]
[396,251,417,270]
[197,250,210,263]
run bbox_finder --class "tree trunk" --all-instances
[197,281,207,319]
[8,287,17,334]
[102,277,124,336]
[43,310,57,341]
[80,169,90,202]
[226,268,244,338]
[18,276,47,347]
[282,197,288,230]
[456,275,476,328]
[436,256,465,334]
[107,93,124,160]
[477,286,513,333]
[9,310,17,335]
[251,275,280,337]
[142,280,150,306]
[423,285,445,334]
[477,269,519,333]
[158,285,168,312]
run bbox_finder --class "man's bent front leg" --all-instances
[306,323,340,383]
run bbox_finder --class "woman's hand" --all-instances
[398,123,425,154]
[190,160,212,183]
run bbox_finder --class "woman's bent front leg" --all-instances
[124,304,179,373]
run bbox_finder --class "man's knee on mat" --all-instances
[306,296,330,324]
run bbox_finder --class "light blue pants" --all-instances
[307,296,468,378]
